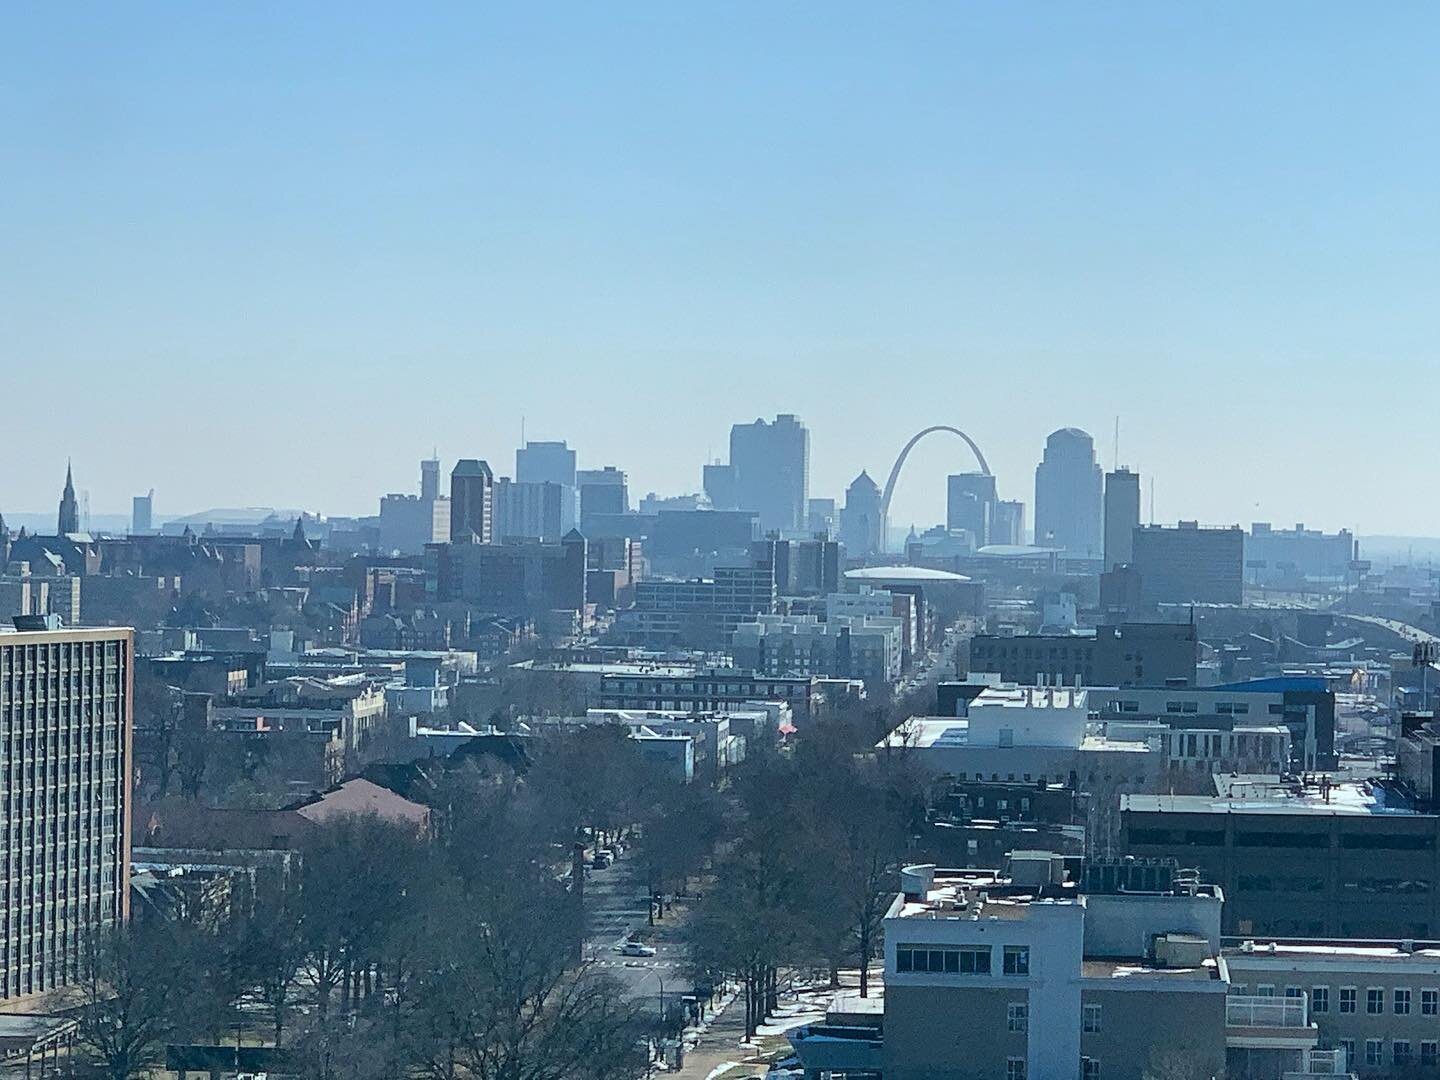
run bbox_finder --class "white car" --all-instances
[618,942,657,957]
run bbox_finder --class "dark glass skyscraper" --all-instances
[449,459,495,544]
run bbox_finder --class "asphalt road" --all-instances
[580,856,690,1017]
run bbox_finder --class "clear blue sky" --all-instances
[4,3,1438,535]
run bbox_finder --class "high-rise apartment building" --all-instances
[1103,468,1141,570]
[0,624,133,1003]
[515,441,577,488]
[841,471,884,556]
[449,460,495,544]
[1034,429,1103,556]
[729,414,809,534]
[57,464,80,536]
[947,473,997,545]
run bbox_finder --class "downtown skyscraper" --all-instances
[729,414,809,535]
[1034,428,1103,557]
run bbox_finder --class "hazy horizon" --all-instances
[6,4,1440,534]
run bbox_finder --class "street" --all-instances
[581,855,691,1016]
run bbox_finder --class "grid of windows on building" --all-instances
[1007,1003,1028,1032]
[895,945,992,974]
[0,629,132,1002]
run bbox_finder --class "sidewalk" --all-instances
[669,987,762,1080]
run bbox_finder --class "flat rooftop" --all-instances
[1082,958,1221,983]
[972,685,1088,710]
[893,868,1080,921]
[878,717,1149,753]
[1224,940,1440,964]
[1123,778,1427,817]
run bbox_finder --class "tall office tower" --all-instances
[516,441,577,488]
[420,457,441,501]
[0,624,133,1003]
[57,463,80,536]
[729,414,809,534]
[840,471,884,556]
[1033,428,1103,556]
[494,479,578,541]
[946,473,997,545]
[807,498,837,538]
[991,500,1026,547]
[577,467,628,525]
[1103,467,1142,569]
[1132,522,1244,605]
[131,490,154,535]
[449,459,495,544]
[702,463,739,510]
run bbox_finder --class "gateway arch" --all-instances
[880,426,993,525]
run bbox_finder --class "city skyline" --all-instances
[0,412,1420,543]
[5,5,1440,534]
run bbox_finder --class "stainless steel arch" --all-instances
[880,426,992,523]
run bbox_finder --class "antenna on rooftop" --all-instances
[1148,475,1156,525]
[1113,416,1120,471]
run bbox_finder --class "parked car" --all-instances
[619,942,657,957]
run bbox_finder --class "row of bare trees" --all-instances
[687,725,925,1038]
[71,754,669,1080]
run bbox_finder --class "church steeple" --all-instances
[57,460,80,535]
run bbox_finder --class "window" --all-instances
[1083,1003,1102,1033]
[1006,1058,1027,1080]
[1340,1040,1355,1068]
[1081,1059,1100,1080]
[1256,984,1275,997]
[895,945,991,975]
[1311,986,1329,1014]
[1004,946,1030,976]
[1339,987,1357,1014]
[1365,1040,1383,1068]
[1423,988,1438,1016]
[1395,987,1411,1015]
[1394,1041,1412,1067]
[1367,987,1385,1014]
[1422,1041,1438,1067]
[1284,986,1303,999]
[1008,1002,1028,1033]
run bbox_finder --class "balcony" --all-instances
[1225,995,1319,1050]
[1282,1047,1353,1078]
